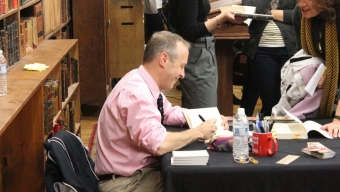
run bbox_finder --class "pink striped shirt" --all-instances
[95,65,186,176]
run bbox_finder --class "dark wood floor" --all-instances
[80,83,262,146]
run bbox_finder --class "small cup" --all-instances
[252,132,278,156]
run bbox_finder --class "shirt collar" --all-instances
[138,65,161,100]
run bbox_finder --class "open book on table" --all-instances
[271,108,332,139]
[182,107,232,137]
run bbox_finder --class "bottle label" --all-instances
[234,127,249,136]
[0,64,6,74]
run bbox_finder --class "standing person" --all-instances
[169,0,245,109]
[144,0,165,43]
[95,31,228,191]
[240,0,297,116]
[292,0,340,136]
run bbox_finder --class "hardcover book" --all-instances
[234,13,273,20]
[33,2,44,45]
[220,5,256,25]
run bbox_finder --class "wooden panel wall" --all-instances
[106,0,144,89]
[72,0,107,107]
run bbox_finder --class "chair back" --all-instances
[43,130,99,192]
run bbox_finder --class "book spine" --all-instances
[234,13,273,20]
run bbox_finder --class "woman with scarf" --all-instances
[293,0,340,137]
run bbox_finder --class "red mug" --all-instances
[252,132,278,156]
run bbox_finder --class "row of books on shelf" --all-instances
[43,54,78,135]
[0,0,18,15]
[0,2,42,66]
[61,55,79,101]
[2,20,19,66]
[0,0,73,66]
[43,0,71,36]
[0,0,41,16]
[46,99,76,137]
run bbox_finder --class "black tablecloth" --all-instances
[161,119,340,192]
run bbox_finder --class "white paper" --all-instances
[305,63,326,96]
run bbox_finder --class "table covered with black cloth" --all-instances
[161,119,340,192]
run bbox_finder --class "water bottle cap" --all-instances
[237,108,245,115]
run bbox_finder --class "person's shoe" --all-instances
[233,94,242,105]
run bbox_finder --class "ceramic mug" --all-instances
[252,132,278,156]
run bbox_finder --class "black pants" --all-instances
[144,9,165,44]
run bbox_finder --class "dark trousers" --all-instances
[144,9,165,43]
[241,47,290,116]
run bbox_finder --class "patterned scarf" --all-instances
[301,17,339,117]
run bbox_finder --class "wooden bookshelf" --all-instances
[0,0,73,68]
[0,39,80,191]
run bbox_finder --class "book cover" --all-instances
[11,0,17,9]
[33,2,44,44]
[21,17,33,50]
[31,17,38,48]
[234,13,273,20]
[19,22,26,58]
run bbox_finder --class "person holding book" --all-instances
[240,0,297,116]
[292,0,340,137]
[168,0,245,109]
[94,31,228,191]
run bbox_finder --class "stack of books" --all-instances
[301,142,336,159]
[171,150,209,166]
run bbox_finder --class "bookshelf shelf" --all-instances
[20,0,40,10]
[62,82,79,109]
[0,9,17,21]
[44,17,72,40]
[0,39,80,191]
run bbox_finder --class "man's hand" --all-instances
[321,119,340,138]
[196,118,217,140]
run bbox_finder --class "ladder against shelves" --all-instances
[0,39,80,192]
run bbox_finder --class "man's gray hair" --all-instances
[143,31,190,63]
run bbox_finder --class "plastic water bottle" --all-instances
[0,50,7,96]
[233,108,249,163]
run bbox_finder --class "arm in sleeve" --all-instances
[292,4,302,50]
[176,0,209,42]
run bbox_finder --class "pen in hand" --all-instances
[198,114,206,122]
